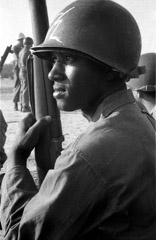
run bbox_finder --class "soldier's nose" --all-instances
[48,62,65,82]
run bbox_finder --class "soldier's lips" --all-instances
[53,88,66,99]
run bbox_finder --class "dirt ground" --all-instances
[0,77,89,238]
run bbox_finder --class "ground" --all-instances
[0,77,89,238]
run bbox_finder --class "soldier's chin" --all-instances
[56,100,76,112]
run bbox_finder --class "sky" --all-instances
[0,0,156,63]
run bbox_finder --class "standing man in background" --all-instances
[18,37,33,112]
[12,32,25,111]
[128,52,156,120]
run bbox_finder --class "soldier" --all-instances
[128,53,156,120]
[1,1,155,239]
[12,32,25,111]
[18,37,33,112]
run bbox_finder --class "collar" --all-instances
[83,89,135,122]
[150,106,156,117]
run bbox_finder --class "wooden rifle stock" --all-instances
[0,45,12,73]
[28,0,63,185]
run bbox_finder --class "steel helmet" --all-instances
[32,0,141,75]
[128,53,156,92]
[23,37,33,45]
[18,32,25,40]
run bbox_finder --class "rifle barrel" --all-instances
[28,0,63,185]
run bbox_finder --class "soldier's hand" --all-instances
[7,113,52,170]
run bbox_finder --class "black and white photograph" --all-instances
[0,0,155,239]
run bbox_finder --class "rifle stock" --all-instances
[0,45,12,73]
[28,0,63,185]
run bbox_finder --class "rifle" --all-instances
[28,0,64,185]
[0,45,12,73]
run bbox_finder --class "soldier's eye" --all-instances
[65,55,75,63]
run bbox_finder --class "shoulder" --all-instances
[55,147,103,189]
[73,118,121,155]
[12,43,20,51]
[73,112,154,173]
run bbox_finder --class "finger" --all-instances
[30,116,52,134]
[19,113,36,133]
[21,116,52,151]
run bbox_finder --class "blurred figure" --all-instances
[128,53,156,119]
[0,110,7,231]
[12,32,25,111]
[0,110,7,169]
[18,37,33,112]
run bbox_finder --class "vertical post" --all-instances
[28,0,63,185]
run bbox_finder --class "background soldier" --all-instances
[128,52,156,120]
[19,37,33,112]
[12,32,25,111]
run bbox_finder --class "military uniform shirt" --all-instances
[1,90,155,240]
